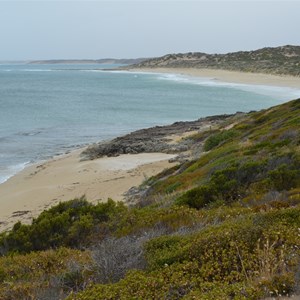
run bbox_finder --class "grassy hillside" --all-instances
[129,45,300,76]
[0,99,299,299]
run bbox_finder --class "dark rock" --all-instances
[80,114,236,161]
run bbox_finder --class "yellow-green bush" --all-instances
[0,248,92,299]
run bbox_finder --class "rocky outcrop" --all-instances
[80,114,234,161]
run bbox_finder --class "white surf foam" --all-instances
[0,162,30,184]
[156,73,300,101]
[22,69,53,72]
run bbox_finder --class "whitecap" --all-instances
[22,69,53,72]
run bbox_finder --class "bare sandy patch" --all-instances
[0,150,176,232]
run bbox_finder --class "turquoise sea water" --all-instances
[1,63,300,183]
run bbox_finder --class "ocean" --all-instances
[1,63,299,184]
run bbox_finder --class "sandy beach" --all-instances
[130,68,300,89]
[0,111,219,233]
[0,150,177,232]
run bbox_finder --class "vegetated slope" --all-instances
[0,99,299,300]
[129,45,300,76]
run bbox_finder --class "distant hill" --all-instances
[129,45,300,76]
[29,58,149,65]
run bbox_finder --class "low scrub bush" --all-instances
[267,163,300,191]
[0,198,127,254]
[68,207,300,299]
[91,235,147,284]
[204,129,239,151]
[145,235,187,270]
[176,185,214,209]
[0,248,92,300]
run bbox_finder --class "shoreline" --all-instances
[0,149,178,232]
[0,113,228,233]
[128,67,300,89]
[1,68,300,233]
[0,113,231,233]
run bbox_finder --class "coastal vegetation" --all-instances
[129,45,300,77]
[0,98,299,299]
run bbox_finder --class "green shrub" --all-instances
[176,185,215,209]
[0,268,5,283]
[0,247,92,299]
[268,163,300,191]
[165,181,182,193]
[0,198,127,254]
[204,129,239,151]
[145,235,187,269]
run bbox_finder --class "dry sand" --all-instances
[0,150,177,232]
[130,68,300,89]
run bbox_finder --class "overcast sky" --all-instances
[0,1,299,60]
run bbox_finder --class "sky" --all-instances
[0,0,299,60]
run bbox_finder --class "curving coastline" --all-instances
[1,68,299,233]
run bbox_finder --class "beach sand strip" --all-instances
[129,68,300,89]
[0,150,177,232]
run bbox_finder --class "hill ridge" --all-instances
[129,45,300,77]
